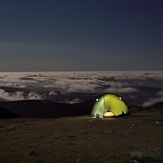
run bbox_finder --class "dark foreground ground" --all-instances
[0,108,163,163]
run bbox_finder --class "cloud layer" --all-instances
[142,90,163,107]
[0,89,43,101]
[0,71,163,105]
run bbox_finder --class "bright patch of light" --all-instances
[96,98,99,101]
[104,112,114,117]
[119,97,121,99]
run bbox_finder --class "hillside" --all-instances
[0,104,163,163]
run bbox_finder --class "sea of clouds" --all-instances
[0,71,163,106]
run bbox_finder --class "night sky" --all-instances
[0,0,163,71]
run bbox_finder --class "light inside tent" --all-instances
[104,112,114,117]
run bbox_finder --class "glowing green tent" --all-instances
[90,94,129,118]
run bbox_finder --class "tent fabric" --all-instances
[90,94,129,118]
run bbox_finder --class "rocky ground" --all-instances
[0,105,163,163]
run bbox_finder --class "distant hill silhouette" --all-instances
[0,100,94,118]
[0,107,20,119]
[0,100,162,119]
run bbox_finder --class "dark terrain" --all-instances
[0,101,163,163]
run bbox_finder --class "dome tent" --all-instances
[90,94,129,118]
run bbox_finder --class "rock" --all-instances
[88,136,92,140]
[151,117,163,126]
[130,123,139,129]
[6,125,16,132]
[29,148,41,156]
[129,149,163,162]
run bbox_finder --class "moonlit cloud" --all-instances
[0,89,25,101]
[48,91,60,96]
[142,89,163,107]
[0,82,27,88]
[142,97,163,107]
[157,90,163,96]
[0,89,43,101]
[64,98,81,104]
[104,87,139,93]
[0,71,163,105]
